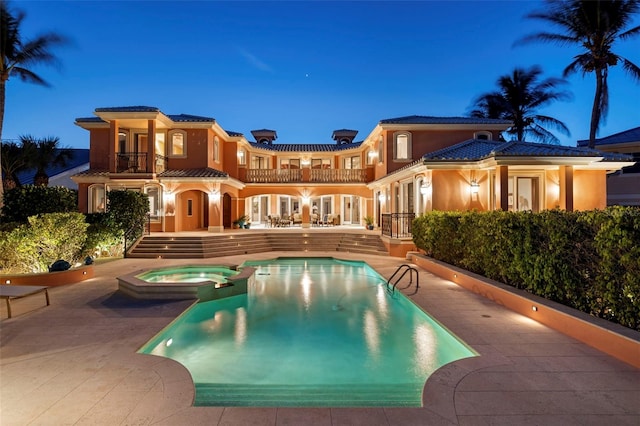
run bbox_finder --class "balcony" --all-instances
[115,153,167,173]
[245,169,302,183]
[310,168,368,183]
[244,168,369,183]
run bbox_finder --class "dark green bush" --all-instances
[413,207,640,330]
[84,213,123,258]
[1,185,77,223]
[106,190,149,241]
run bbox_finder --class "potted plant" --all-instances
[233,215,249,229]
[364,215,375,230]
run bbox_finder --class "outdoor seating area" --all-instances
[263,213,341,227]
[265,215,294,227]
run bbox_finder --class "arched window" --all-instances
[238,148,246,165]
[366,148,376,165]
[474,131,492,140]
[168,130,187,157]
[393,132,412,160]
[213,136,220,162]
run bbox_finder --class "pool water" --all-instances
[136,265,238,284]
[139,258,476,407]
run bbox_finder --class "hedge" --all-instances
[412,207,640,330]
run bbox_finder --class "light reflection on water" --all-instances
[140,258,476,406]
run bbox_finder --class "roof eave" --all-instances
[379,123,511,131]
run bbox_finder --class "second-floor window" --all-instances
[343,156,361,169]
[394,132,412,160]
[168,130,186,157]
[252,155,268,169]
[378,136,384,164]
[311,158,331,169]
[280,159,300,169]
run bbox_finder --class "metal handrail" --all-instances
[381,213,415,238]
[387,264,419,293]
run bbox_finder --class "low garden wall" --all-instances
[1,265,95,286]
[409,253,640,369]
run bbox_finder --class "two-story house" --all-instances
[72,106,634,241]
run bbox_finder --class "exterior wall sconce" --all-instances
[378,193,385,203]
[302,196,310,205]
[470,179,480,194]
[420,181,431,195]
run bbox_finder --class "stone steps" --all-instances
[128,232,389,258]
[194,383,421,407]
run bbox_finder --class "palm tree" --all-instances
[20,134,73,186]
[0,137,35,190]
[0,1,69,202]
[518,0,640,148]
[469,65,572,144]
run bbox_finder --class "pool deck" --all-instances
[1,252,639,425]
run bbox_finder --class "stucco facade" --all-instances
[72,107,634,235]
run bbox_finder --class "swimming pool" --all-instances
[139,257,476,407]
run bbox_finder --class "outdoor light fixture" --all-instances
[532,306,538,312]
[420,181,431,195]
[5,279,10,284]
[470,179,480,194]
[378,193,385,203]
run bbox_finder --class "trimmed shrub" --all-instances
[0,212,88,273]
[84,213,123,258]
[1,185,77,223]
[413,207,640,330]
[106,190,149,240]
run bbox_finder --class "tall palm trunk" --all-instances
[589,68,605,149]
[34,172,49,186]
[0,78,5,206]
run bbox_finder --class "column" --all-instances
[147,119,156,173]
[109,119,119,173]
[559,165,574,211]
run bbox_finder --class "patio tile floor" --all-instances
[1,251,638,425]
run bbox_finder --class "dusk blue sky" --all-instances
[4,0,640,149]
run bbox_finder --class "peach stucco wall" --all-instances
[89,129,111,170]
[431,170,489,211]
[1,265,94,287]
[573,170,607,211]
[545,170,561,210]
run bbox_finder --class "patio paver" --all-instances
[1,251,638,425]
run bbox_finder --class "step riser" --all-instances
[129,233,390,258]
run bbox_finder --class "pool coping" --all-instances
[408,253,640,369]
[117,264,256,301]
[2,252,639,425]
